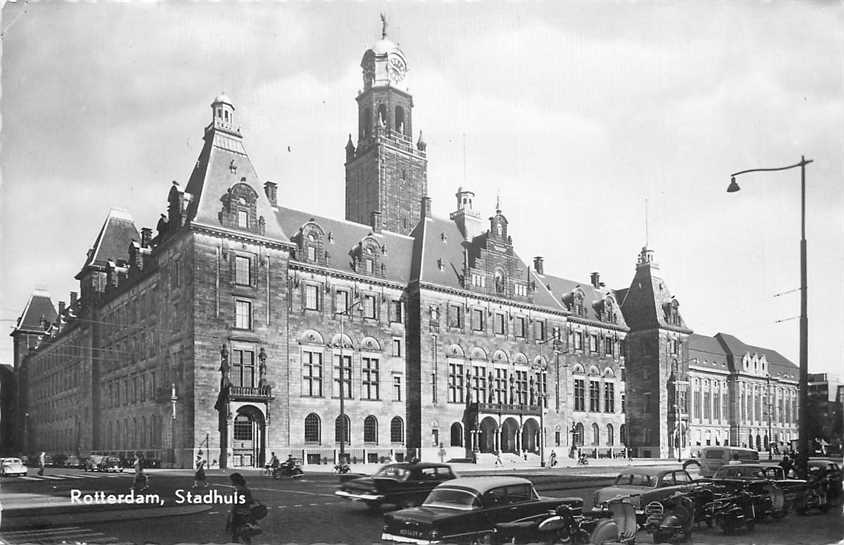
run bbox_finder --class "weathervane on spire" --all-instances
[380,13,388,38]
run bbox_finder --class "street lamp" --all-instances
[765,373,773,461]
[336,295,362,463]
[728,156,812,477]
[533,340,549,467]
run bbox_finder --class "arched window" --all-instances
[573,423,584,447]
[390,416,404,443]
[620,424,627,446]
[335,414,350,444]
[364,415,378,444]
[377,104,388,128]
[450,422,463,447]
[592,423,600,446]
[362,107,372,138]
[395,106,405,134]
[304,413,320,443]
[607,424,614,446]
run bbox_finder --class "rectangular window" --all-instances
[237,210,248,228]
[494,368,508,403]
[393,375,402,401]
[494,313,505,335]
[704,391,712,419]
[171,259,181,289]
[535,321,545,341]
[448,363,464,403]
[365,259,374,274]
[621,392,626,413]
[472,309,484,331]
[392,338,402,357]
[574,379,585,411]
[694,390,701,420]
[604,337,614,357]
[363,294,376,319]
[448,304,463,328]
[515,370,528,405]
[604,383,615,412]
[514,317,526,338]
[390,300,402,323]
[361,357,380,400]
[231,349,255,388]
[333,354,352,399]
[234,256,251,286]
[307,246,317,262]
[304,285,319,310]
[335,290,348,314]
[470,365,487,403]
[235,300,252,329]
[302,351,323,397]
[589,380,601,412]
[589,335,599,353]
[574,332,583,350]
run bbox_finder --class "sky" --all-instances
[1,1,842,377]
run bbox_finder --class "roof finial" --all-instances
[380,13,388,39]
[496,189,502,213]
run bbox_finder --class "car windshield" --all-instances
[614,473,656,487]
[3,458,20,465]
[373,465,410,480]
[423,488,480,510]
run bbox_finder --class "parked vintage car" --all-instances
[381,476,583,544]
[64,455,85,469]
[84,455,122,472]
[592,468,697,514]
[0,457,28,477]
[711,462,806,515]
[808,459,843,500]
[336,462,457,509]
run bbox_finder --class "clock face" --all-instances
[388,56,406,83]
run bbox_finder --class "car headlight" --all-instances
[430,529,440,540]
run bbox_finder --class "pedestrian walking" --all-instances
[549,450,557,468]
[132,453,148,492]
[226,473,261,544]
[494,450,503,466]
[193,455,207,488]
[38,451,46,476]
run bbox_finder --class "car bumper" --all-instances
[381,532,438,544]
[334,490,385,502]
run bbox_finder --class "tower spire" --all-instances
[380,13,388,38]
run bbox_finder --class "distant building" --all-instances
[11,23,797,466]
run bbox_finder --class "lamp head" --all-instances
[727,177,741,193]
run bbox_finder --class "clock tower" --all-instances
[345,18,428,234]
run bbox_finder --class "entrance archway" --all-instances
[232,405,266,468]
[522,418,540,453]
[479,417,498,453]
[501,418,519,453]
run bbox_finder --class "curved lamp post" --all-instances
[728,156,812,476]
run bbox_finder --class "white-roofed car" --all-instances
[381,476,583,544]
[0,457,28,477]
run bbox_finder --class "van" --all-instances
[695,446,759,477]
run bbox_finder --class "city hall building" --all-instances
[11,27,798,467]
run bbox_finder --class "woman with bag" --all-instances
[193,455,207,488]
[226,473,262,544]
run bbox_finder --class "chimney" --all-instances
[533,257,544,275]
[590,272,601,289]
[370,210,382,233]
[58,301,66,317]
[421,196,432,218]
[141,228,152,248]
[264,181,278,207]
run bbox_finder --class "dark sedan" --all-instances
[382,476,583,544]
[336,463,457,509]
[711,463,806,516]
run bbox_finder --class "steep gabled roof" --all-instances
[688,333,729,370]
[75,209,139,278]
[183,119,286,242]
[619,247,692,333]
[536,272,627,328]
[13,289,57,334]
[276,206,414,284]
[715,332,798,380]
[410,215,564,312]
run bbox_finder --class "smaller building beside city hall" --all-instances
[10,27,799,467]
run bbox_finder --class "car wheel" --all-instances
[470,532,492,545]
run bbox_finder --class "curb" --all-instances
[0,503,212,530]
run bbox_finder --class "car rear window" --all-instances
[615,473,655,487]
[374,465,409,480]
[423,488,479,510]
[705,450,724,459]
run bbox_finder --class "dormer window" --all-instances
[237,210,248,228]
[220,182,263,235]
[307,246,317,262]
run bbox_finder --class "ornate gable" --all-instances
[219,181,266,235]
[292,220,328,266]
[351,234,385,277]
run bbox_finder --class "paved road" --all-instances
[1,468,842,544]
